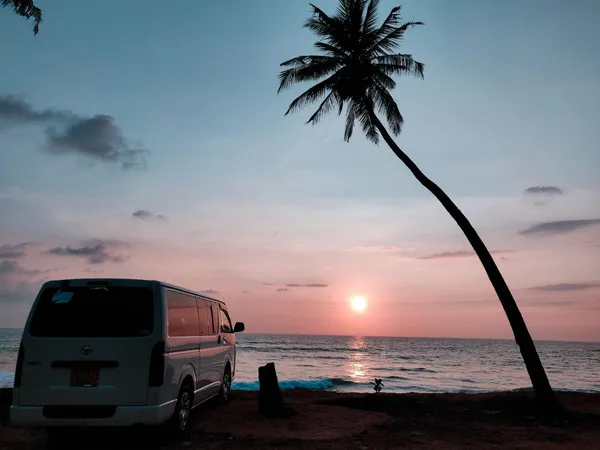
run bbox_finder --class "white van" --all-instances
[10,278,245,436]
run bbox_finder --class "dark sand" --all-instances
[1,388,599,449]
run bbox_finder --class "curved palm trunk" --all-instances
[367,110,562,412]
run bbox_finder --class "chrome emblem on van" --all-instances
[80,346,93,356]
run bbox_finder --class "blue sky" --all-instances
[1,0,599,340]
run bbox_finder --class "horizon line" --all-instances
[0,328,597,344]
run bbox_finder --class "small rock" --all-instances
[409,431,423,437]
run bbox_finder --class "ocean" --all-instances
[1,329,599,393]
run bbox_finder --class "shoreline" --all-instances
[2,388,600,449]
[2,377,600,395]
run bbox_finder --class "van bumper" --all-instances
[9,401,176,428]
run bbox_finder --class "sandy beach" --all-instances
[1,388,600,449]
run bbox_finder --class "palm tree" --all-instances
[278,0,562,412]
[2,0,42,35]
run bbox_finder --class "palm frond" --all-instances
[371,82,404,135]
[2,0,42,34]
[280,54,341,68]
[345,99,380,143]
[369,5,402,42]
[335,0,353,23]
[314,41,350,58]
[304,4,343,42]
[373,53,424,78]
[348,0,368,33]
[344,103,357,142]
[351,0,371,51]
[372,69,396,90]
[370,21,424,56]
[362,0,380,36]
[278,59,343,93]
[354,99,379,143]
[306,90,343,124]
[284,72,340,115]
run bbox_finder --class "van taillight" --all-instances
[14,343,25,388]
[148,341,165,387]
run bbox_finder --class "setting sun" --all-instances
[349,296,368,313]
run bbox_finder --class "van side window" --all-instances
[166,290,199,337]
[208,302,219,335]
[198,298,211,335]
[220,308,233,333]
[201,300,216,336]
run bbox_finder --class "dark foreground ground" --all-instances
[1,388,600,449]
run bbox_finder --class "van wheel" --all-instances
[219,367,232,404]
[167,383,193,436]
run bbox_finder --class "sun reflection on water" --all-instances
[346,336,371,382]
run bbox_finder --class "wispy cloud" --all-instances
[0,94,72,124]
[522,300,578,308]
[45,239,128,264]
[519,219,600,236]
[0,95,148,169]
[527,282,600,292]
[346,245,411,254]
[46,115,148,169]
[415,249,511,260]
[0,255,43,304]
[0,242,35,259]
[285,283,329,288]
[523,186,563,196]
[277,288,290,292]
[84,238,130,248]
[132,209,167,221]
[0,281,38,304]
[0,260,40,276]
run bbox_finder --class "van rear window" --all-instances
[29,286,154,338]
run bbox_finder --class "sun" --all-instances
[350,296,368,313]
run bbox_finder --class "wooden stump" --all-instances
[258,362,285,418]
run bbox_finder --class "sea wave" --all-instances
[398,367,437,373]
[232,377,363,391]
[0,371,14,388]
[239,345,349,353]
[231,379,600,394]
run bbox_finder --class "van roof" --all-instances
[40,278,225,304]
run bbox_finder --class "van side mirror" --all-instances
[233,322,245,333]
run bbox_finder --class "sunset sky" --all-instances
[1,0,599,341]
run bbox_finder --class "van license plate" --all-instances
[70,364,100,387]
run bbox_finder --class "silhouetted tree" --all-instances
[278,0,561,412]
[2,0,42,35]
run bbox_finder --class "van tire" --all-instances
[218,366,232,404]
[167,383,193,437]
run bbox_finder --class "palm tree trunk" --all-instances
[367,109,563,413]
